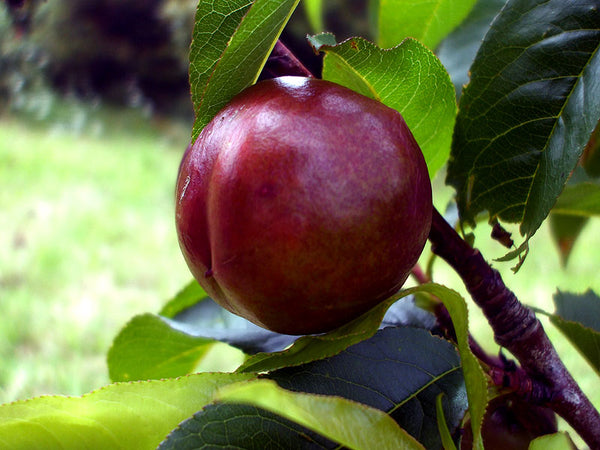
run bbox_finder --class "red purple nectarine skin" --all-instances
[176,76,432,334]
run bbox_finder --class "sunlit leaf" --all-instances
[447,0,600,261]
[303,0,324,32]
[107,313,216,382]
[0,373,255,450]
[436,394,458,450]
[529,432,576,450]
[159,403,337,449]
[376,0,478,50]
[190,0,300,141]
[309,34,456,178]
[217,380,425,450]
[416,284,488,450]
[159,280,207,318]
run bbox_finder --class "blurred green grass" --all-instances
[0,110,191,402]
[0,107,598,444]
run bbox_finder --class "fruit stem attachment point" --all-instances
[263,40,315,79]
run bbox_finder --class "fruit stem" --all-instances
[263,40,315,79]
[428,207,600,449]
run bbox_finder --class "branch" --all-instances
[262,40,315,79]
[428,207,600,449]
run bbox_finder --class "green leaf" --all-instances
[528,432,576,450]
[0,372,255,450]
[159,403,337,449]
[236,291,410,373]
[268,326,467,449]
[159,279,207,318]
[436,0,507,96]
[309,35,456,178]
[436,394,458,450]
[375,0,478,50]
[217,379,426,450]
[107,313,217,382]
[554,289,600,332]
[303,0,324,32]
[549,213,589,266]
[552,182,600,216]
[447,0,600,258]
[237,285,438,374]
[189,0,300,142]
[418,284,488,450]
[550,290,600,375]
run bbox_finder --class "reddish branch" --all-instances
[263,41,314,79]
[428,207,600,449]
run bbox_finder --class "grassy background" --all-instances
[0,109,191,402]
[1,109,598,441]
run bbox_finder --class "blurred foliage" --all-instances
[0,2,48,115]
[1,0,198,118]
[0,0,372,120]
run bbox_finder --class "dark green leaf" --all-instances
[447,0,600,259]
[0,373,255,450]
[549,214,589,266]
[189,0,300,141]
[375,0,478,50]
[550,315,600,376]
[166,298,299,354]
[267,327,467,449]
[554,290,600,332]
[582,119,600,177]
[159,280,207,318]
[436,0,507,97]
[159,403,337,450]
[550,290,600,375]
[309,35,456,178]
[215,380,425,450]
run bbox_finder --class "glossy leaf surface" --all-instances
[376,0,477,50]
[447,0,600,256]
[217,380,425,450]
[267,327,467,449]
[0,373,254,450]
[159,403,337,449]
[436,0,507,96]
[189,0,300,141]
[237,292,408,373]
[309,34,456,178]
